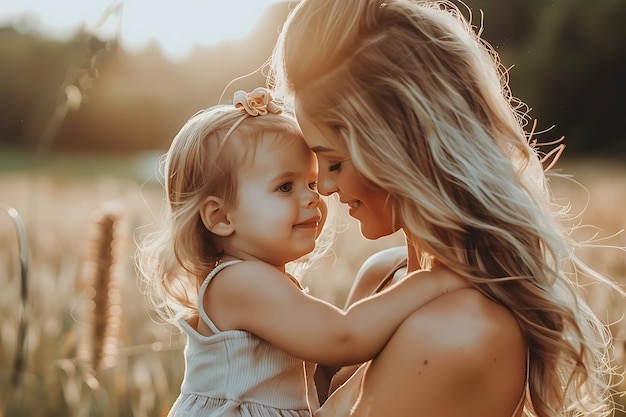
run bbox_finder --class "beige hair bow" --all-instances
[233,87,282,116]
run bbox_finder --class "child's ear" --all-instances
[200,196,234,236]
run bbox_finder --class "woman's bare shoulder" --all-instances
[401,288,524,361]
[355,288,527,417]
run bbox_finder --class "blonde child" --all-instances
[137,87,466,416]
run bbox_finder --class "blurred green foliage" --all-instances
[0,0,624,155]
[472,0,626,155]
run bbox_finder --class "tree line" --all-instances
[0,0,624,156]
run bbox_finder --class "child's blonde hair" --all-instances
[271,0,621,416]
[138,105,307,323]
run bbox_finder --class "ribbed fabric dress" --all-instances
[168,260,319,417]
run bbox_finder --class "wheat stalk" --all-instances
[77,202,125,373]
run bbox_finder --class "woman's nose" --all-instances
[316,172,336,197]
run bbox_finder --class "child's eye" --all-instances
[278,183,293,193]
[308,181,318,191]
[328,162,342,172]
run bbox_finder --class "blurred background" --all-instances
[0,1,625,416]
[1,0,625,156]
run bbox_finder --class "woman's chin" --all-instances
[357,219,401,241]
[358,224,388,241]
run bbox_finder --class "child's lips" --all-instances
[294,216,321,229]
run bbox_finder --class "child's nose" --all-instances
[305,189,320,207]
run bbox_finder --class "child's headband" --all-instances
[224,87,283,140]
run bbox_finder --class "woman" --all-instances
[270,0,621,416]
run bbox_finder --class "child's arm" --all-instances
[316,246,408,401]
[205,260,468,367]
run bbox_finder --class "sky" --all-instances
[0,0,286,61]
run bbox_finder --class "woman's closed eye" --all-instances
[308,181,318,191]
[328,159,350,172]
[328,162,343,172]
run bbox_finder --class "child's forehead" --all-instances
[262,130,305,148]
[234,130,304,155]
[236,131,311,170]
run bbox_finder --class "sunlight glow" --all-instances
[0,0,287,61]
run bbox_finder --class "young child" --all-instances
[137,87,466,417]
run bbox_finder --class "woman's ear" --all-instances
[200,196,234,236]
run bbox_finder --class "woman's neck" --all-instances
[404,232,421,272]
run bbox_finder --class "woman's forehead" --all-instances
[294,112,334,149]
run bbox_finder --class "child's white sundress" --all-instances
[168,260,319,417]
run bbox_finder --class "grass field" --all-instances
[0,153,624,416]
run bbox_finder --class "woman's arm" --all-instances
[204,259,467,367]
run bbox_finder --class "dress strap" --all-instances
[197,259,242,333]
[372,257,408,295]
[285,272,306,291]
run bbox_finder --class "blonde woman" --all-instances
[270,0,623,416]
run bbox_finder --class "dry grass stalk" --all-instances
[1,206,30,389]
[1,205,30,417]
[77,202,125,373]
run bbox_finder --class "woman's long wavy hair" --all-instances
[271,1,621,416]
[136,107,310,324]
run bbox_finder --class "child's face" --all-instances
[226,132,322,267]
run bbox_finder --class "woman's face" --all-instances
[295,108,399,240]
